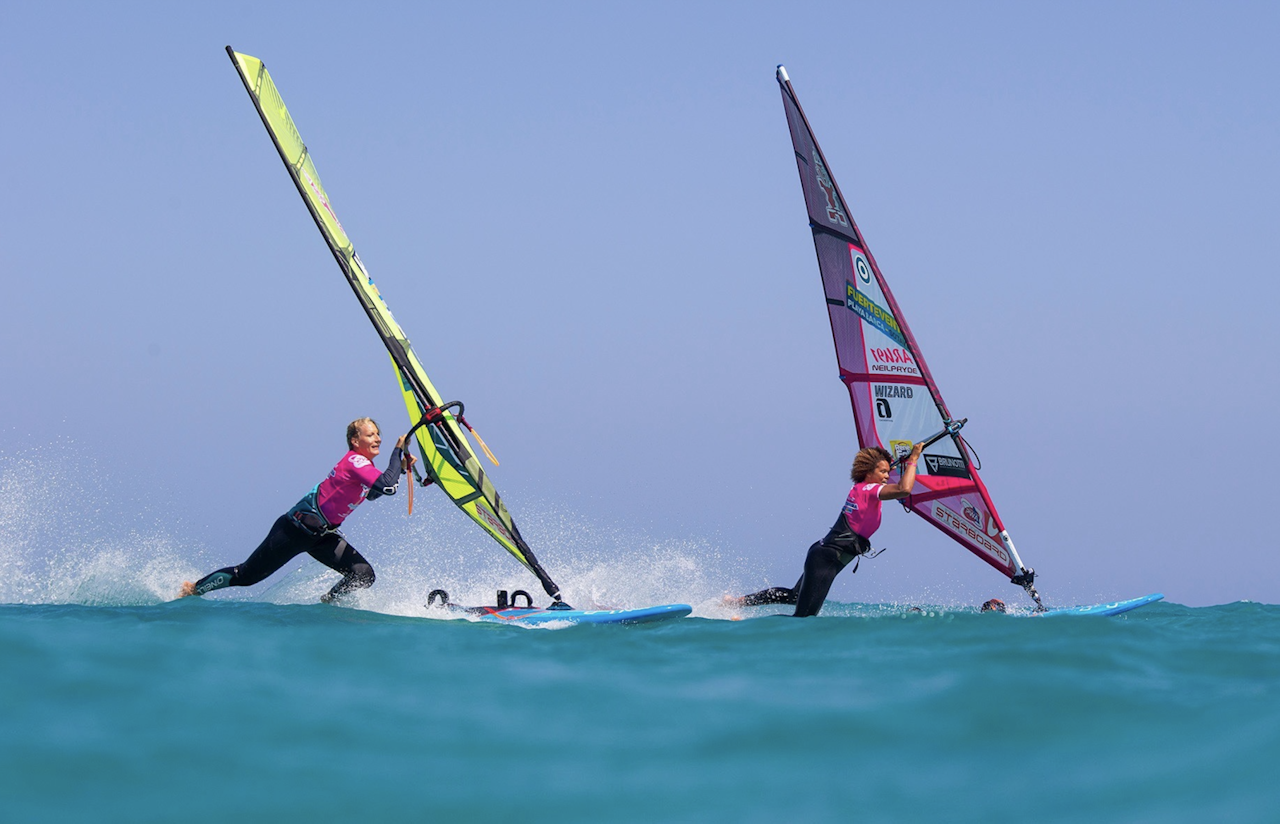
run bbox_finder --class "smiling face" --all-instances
[852,446,893,482]
[866,460,891,485]
[349,421,382,459]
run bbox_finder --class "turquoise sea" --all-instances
[3,597,1276,823]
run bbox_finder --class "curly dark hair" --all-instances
[851,446,892,482]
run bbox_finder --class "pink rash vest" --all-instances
[315,451,386,527]
[840,482,885,539]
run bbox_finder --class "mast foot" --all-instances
[1010,568,1046,612]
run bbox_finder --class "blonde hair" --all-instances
[346,417,380,449]
[851,446,892,482]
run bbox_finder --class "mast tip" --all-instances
[776,65,790,82]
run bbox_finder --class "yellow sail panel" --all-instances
[228,47,553,594]
[390,358,528,564]
[229,51,353,252]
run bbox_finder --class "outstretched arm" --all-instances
[879,442,924,501]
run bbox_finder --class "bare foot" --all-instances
[179,581,197,598]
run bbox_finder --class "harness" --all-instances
[821,511,888,575]
[287,487,339,536]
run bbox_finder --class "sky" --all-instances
[2,1,1278,608]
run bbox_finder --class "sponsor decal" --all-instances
[875,398,893,421]
[301,168,346,235]
[474,502,513,542]
[195,572,232,595]
[349,455,372,468]
[846,282,907,346]
[958,498,1001,538]
[889,439,914,461]
[933,502,1010,565]
[922,453,970,479]
[812,150,849,227]
[868,345,920,376]
[873,384,913,399]
[854,253,873,284]
[869,347,914,366]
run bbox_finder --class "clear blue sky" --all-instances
[3,2,1277,608]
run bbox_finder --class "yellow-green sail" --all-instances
[227,47,562,601]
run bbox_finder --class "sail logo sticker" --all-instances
[812,150,849,227]
[933,503,1010,565]
[854,253,873,284]
[868,346,919,376]
[963,498,1002,539]
[474,502,513,542]
[869,347,913,365]
[300,168,345,235]
[846,283,907,346]
[874,385,912,423]
[889,440,914,461]
[923,453,970,479]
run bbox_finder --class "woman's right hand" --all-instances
[397,435,417,470]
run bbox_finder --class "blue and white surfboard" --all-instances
[1039,593,1164,617]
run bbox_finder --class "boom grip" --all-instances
[889,418,967,468]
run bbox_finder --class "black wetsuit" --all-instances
[193,448,404,602]
[740,510,872,617]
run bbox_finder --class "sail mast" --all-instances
[775,65,1041,606]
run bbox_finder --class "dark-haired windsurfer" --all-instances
[733,441,923,617]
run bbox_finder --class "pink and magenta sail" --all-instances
[777,66,1035,586]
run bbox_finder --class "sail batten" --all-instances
[777,66,1030,585]
[227,47,562,600]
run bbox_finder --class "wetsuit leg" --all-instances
[738,579,802,606]
[192,515,309,595]
[792,542,853,618]
[305,534,376,602]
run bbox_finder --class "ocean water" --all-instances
[1,448,1276,821]
[2,597,1277,823]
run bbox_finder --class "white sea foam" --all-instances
[0,442,766,617]
[0,442,995,619]
[0,443,206,606]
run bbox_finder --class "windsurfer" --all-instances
[733,442,923,617]
[180,418,415,602]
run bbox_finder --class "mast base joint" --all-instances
[1010,568,1046,612]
